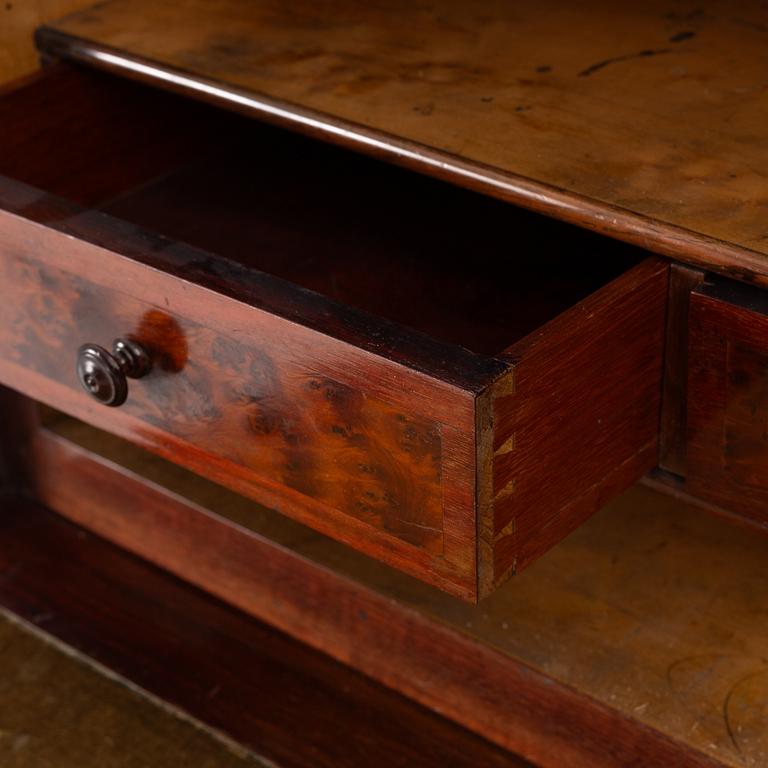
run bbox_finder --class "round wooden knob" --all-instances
[76,338,151,407]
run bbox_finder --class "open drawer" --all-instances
[0,63,668,600]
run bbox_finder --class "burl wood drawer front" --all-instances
[688,280,768,529]
[0,208,479,597]
[0,64,669,599]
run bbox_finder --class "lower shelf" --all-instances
[0,609,263,768]
[0,493,524,768]
[16,407,768,768]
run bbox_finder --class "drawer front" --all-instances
[0,199,479,598]
[688,280,768,528]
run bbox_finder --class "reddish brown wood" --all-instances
[0,496,530,768]
[659,264,705,475]
[688,279,768,529]
[27,428,721,768]
[0,237,477,597]
[0,63,642,360]
[485,259,669,588]
[0,63,669,595]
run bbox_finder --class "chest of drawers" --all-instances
[2,2,768,766]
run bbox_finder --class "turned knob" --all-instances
[76,338,151,407]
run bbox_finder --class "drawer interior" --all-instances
[1,63,645,356]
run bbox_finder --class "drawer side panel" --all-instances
[486,258,668,592]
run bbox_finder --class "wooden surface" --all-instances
[485,258,668,589]
[0,64,502,391]
[0,208,479,598]
[0,496,528,768]
[0,609,267,767]
[687,279,768,528]
[30,411,768,767]
[37,0,768,283]
[0,0,90,82]
[0,386,37,493]
[0,64,667,594]
[659,263,705,475]
[0,65,494,598]
[0,64,225,208]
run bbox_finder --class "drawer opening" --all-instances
[1,63,646,357]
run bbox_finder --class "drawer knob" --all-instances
[76,338,152,407]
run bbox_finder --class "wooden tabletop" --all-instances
[38,0,768,282]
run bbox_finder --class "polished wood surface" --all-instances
[38,0,768,283]
[0,214,477,597]
[0,64,642,357]
[688,279,768,529]
[30,411,768,766]
[0,498,528,768]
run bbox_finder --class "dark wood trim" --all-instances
[35,27,768,287]
[0,385,39,494]
[658,264,704,475]
[0,495,530,768]
[30,427,722,768]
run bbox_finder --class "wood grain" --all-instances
[28,425,725,768]
[0,63,642,358]
[688,279,768,528]
[0,232,478,596]
[485,258,669,589]
[37,0,768,283]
